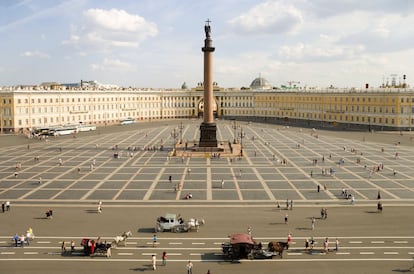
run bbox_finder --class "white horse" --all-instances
[112,231,132,248]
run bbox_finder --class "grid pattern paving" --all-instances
[0,120,413,203]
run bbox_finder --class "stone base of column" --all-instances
[199,122,217,147]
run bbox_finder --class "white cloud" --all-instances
[21,50,50,59]
[90,58,135,71]
[85,8,157,34]
[228,1,303,34]
[64,8,158,50]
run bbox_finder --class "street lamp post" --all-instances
[238,127,245,156]
[232,121,238,144]
[179,122,184,144]
[171,128,178,156]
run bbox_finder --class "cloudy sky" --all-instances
[1,0,413,88]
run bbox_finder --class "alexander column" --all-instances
[199,19,217,147]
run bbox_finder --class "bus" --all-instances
[32,127,51,136]
[49,126,78,136]
[77,124,97,132]
[120,118,136,125]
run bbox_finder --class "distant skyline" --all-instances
[1,0,413,88]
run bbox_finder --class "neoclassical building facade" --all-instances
[1,77,414,133]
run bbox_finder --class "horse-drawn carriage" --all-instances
[81,238,112,258]
[222,234,289,261]
[155,213,205,233]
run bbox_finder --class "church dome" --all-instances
[250,77,272,90]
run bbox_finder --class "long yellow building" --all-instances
[1,77,413,134]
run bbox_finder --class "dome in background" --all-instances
[250,77,272,90]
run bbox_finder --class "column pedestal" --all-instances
[199,122,217,147]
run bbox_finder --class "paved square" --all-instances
[0,120,413,205]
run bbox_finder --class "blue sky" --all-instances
[1,0,414,88]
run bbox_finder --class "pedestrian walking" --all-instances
[290,199,293,210]
[26,231,31,245]
[304,238,309,250]
[377,191,381,200]
[311,217,315,230]
[5,201,10,211]
[323,238,329,253]
[153,234,157,247]
[351,195,355,205]
[310,237,315,251]
[151,254,156,270]
[221,179,224,189]
[287,233,292,245]
[206,270,211,274]
[284,214,288,224]
[1,202,4,213]
[162,251,167,266]
[335,238,339,251]
[169,175,172,183]
[97,200,102,213]
[38,177,42,185]
[186,260,193,274]
[247,226,252,236]
[71,240,75,252]
[20,235,25,247]
[13,233,19,247]
[61,241,66,253]
[317,185,320,192]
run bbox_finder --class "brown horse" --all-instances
[267,241,289,258]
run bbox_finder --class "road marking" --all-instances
[287,253,302,256]
[190,253,203,256]
[118,253,134,256]
[393,241,408,244]
[336,252,350,255]
[164,253,181,256]
[126,242,137,245]
[142,253,157,256]
[1,252,15,255]
[384,252,399,255]
[37,241,51,244]
[0,241,6,244]
[349,241,362,244]
[168,242,182,245]
[360,252,375,255]
[213,242,222,245]
[409,252,414,255]
[371,241,384,244]
[192,243,205,245]
[24,252,39,255]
